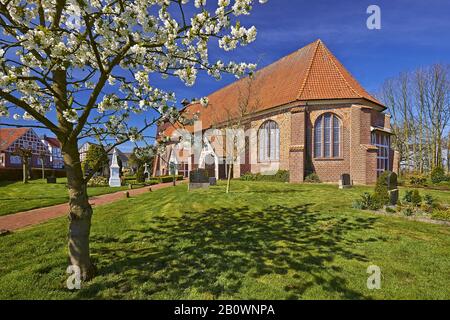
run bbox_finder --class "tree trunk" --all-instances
[41,158,45,180]
[447,134,450,174]
[22,160,28,184]
[226,163,233,194]
[63,142,96,281]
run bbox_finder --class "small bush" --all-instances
[411,189,422,206]
[87,176,108,187]
[403,189,422,207]
[385,206,396,213]
[402,206,414,217]
[431,208,450,221]
[136,166,145,183]
[424,194,434,206]
[374,172,390,205]
[403,190,413,203]
[240,173,256,181]
[273,170,290,182]
[430,167,446,184]
[352,192,381,210]
[409,175,427,186]
[304,172,321,183]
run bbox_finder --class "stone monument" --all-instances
[387,172,399,205]
[339,173,352,189]
[109,148,121,187]
[143,163,149,181]
[188,168,210,190]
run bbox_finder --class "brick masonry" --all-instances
[156,103,392,185]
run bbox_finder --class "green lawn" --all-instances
[0,178,127,216]
[0,181,449,299]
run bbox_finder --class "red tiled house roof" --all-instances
[0,128,30,151]
[160,39,383,137]
[43,136,61,148]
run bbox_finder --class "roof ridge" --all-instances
[296,39,321,100]
[325,43,382,104]
[185,41,318,110]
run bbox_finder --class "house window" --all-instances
[10,155,21,164]
[372,132,390,176]
[178,162,189,178]
[258,120,280,162]
[314,113,341,158]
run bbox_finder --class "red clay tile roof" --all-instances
[0,128,30,151]
[161,39,383,137]
[44,136,61,148]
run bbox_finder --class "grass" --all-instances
[0,181,449,299]
[0,178,128,216]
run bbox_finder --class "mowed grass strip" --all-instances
[0,178,127,216]
[0,181,449,299]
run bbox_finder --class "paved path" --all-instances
[0,181,184,232]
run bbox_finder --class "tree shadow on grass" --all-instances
[82,204,381,299]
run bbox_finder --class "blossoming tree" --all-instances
[0,0,267,280]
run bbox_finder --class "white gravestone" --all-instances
[143,163,149,181]
[109,148,121,187]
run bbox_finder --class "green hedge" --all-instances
[126,179,159,186]
[0,168,66,181]
[158,175,184,183]
[240,170,289,182]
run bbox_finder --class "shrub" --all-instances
[431,208,450,221]
[240,172,256,181]
[430,167,446,184]
[125,179,159,186]
[385,206,396,213]
[239,170,289,182]
[304,172,321,183]
[352,192,381,210]
[374,172,390,205]
[409,175,427,186]
[403,190,413,203]
[273,170,290,182]
[402,206,414,216]
[87,176,108,187]
[403,189,422,207]
[147,179,160,185]
[136,166,145,183]
[424,194,434,206]
[158,175,184,183]
[411,189,422,206]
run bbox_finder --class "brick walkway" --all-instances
[0,181,184,232]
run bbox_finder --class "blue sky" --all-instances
[5,0,450,152]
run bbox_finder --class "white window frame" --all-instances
[258,120,280,163]
[372,132,390,176]
[314,113,341,159]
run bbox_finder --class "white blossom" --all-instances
[200,97,209,107]
[0,0,268,146]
